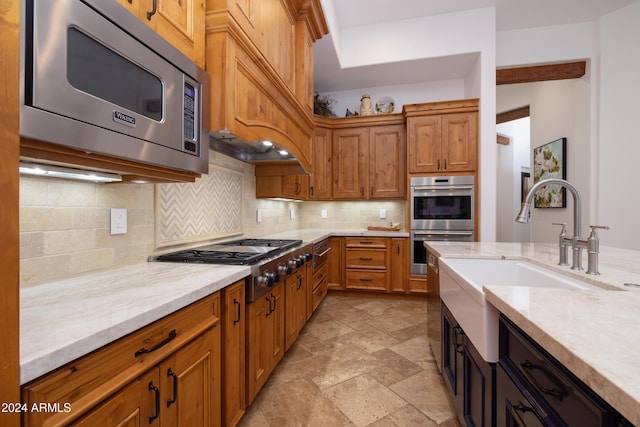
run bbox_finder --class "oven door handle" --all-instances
[412,186,474,192]
[314,247,331,257]
[413,231,474,237]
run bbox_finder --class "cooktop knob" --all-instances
[278,264,292,275]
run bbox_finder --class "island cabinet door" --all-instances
[442,304,464,421]
[222,281,246,427]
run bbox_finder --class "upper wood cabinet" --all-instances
[116,0,205,67]
[309,124,332,199]
[205,0,328,174]
[312,114,406,201]
[404,99,479,174]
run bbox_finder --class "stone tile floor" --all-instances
[238,294,462,427]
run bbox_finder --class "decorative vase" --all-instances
[359,94,373,116]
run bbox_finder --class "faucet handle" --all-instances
[552,222,568,236]
[588,225,610,237]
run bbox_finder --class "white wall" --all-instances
[598,1,640,249]
[496,118,530,242]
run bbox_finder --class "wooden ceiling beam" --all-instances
[497,106,530,124]
[496,61,586,85]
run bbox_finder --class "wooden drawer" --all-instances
[312,276,328,312]
[345,237,388,249]
[312,264,328,291]
[345,270,388,291]
[345,248,387,269]
[22,293,220,427]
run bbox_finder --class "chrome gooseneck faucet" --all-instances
[516,178,609,274]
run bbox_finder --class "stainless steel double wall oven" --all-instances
[410,176,475,275]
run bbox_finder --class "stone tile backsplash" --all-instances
[19,151,406,287]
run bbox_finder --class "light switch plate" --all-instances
[110,208,127,235]
[379,208,387,219]
[256,209,262,223]
[321,209,328,219]
[290,209,295,219]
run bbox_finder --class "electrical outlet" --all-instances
[110,208,127,235]
[290,209,295,219]
[321,209,328,219]
[379,208,387,219]
[256,209,262,223]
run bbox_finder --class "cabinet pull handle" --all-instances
[453,326,464,354]
[271,294,277,312]
[359,278,373,282]
[297,274,304,290]
[359,257,373,261]
[135,329,177,357]
[265,295,273,317]
[521,360,567,401]
[148,381,160,423]
[167,368,178,407]
[361,187,364,196]
[444,159,447,170]
[310,186,314,196]
[233,298,241,325]
[146,0,157,20]
[508,402,535,426]
[359,241,373,245]
[437,159,441,170]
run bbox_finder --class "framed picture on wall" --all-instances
[533,137,567,208]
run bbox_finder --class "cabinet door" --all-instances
[442,304,464,420]
[441,112,477,172]
[118,0,205,68]
[407,115,442,173]
[369,125,406,198]
[327,237,343,289]
[390,238,407,293]
[161,328,220,427]
[223,281,245,427]
[332,127,369,198]
[70,369,159,427]
[267,285,285,370]
[246,296,268,404]
[284,272,301,351]
[310,126,332,199]
[463,338,494,427]
[282,175,309,199]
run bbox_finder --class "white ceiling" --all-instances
[314,0,638,92]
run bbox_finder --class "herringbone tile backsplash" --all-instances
[156,165,243,247]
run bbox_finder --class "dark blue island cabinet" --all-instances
[442,301,496,427]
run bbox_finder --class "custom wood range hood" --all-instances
[205,0,328,175]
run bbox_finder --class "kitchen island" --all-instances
[426,241,640,425]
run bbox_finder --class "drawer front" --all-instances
[312,264,328,290]
[500,316,614,427]
[345,248,387,269]
[22,293,221,427]
[312,276,328,312]
[345,270,388,291]
[345,237,388,249]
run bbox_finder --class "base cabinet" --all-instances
[442,301,494,427]
[246,285,284,405]
[285,267,308,351]
[22,293,222,427]
[222,281,246,427]
[498,315,632,427]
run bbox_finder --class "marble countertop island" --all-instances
[426,242,640,425]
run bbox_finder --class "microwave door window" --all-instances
[66,27,163,121]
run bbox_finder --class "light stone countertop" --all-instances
[425,242,640,425]
[20,228,408,386]
[20,262,250,385]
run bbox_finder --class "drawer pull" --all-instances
[359,257,373,261]
[521,360,566,401]
[148,381,160,423]
[508,402,535,426]
[167,368,178,407]
[359,278,373,282]
[135,329,177,357]
[359,241,373,245]
[453,326,465,354]
[233,298,241,325]
[266,295,273,317]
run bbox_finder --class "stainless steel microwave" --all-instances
[20,0,210,174]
